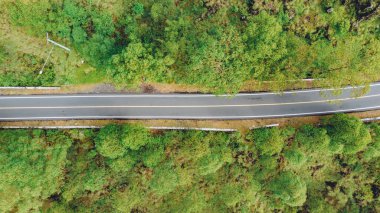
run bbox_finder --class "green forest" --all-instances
[1,114,379,212]
[0,0,379,92]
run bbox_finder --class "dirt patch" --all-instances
[2,110,380,132]
[0,84,133,95]
[0,78,374,95]
[91,84,117,93]
[0,80,327,95]
[135,80,316,94]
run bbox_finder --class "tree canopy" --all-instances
[2,0,379,92]
[1,114,379,212]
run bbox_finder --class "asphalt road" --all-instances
[0,83,380,121]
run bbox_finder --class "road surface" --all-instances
[0,83,380,120]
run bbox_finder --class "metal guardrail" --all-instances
[0,87,60,90]
[361,117,380,122]
[0,126,101,129]
[0,126,237,131]
[148,126,237,132]
[250,123,279,130]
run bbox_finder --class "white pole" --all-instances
[47,39,71,52]
[39,46,55,74]
[46,32,70,52]
[39,32,71,75]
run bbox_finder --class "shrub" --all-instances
[247,127,284,155]
[325,114,372,154]
[268,172,307,207]
[95,124,125,159]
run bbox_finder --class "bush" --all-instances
[141,141,166,168]
[150,162,179,196]
[247,127,284,155]
[0,45,6,65]
[132,3,145,16]
[325,114,372,154]
[0,130,71,212]
[95,124,125,159]
[121,124,151,150]
[284,149,307,168]
[109,153,138,173]
[295,124,330,152]
[268,172,307,207]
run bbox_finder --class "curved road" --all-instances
[0,83,380,120]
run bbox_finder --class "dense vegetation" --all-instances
[1,0,379,92]
[1,114,379,212]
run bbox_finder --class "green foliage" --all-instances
[0,51,56,87]
[325,114,372,154]
[307,194,337,213]
[95,124,150,159]
[163,188,208,213]
[82,168,108,192]
[295,124,330,152]
[362,143,380,162]
[5,0,379,92]
[0,69,56,86]
[132,3,145,16]
[247,127,284,155]
[355,184,374,205]
[362,123,380,161]
[122,123,150,150]
[185,25,249,93]
[109,42,161,86]
[8,0,51,35]
[141,138,166,168]
[0,130,71,212]
[150,162,179,196]
[268,172,307,207]
[215,173,261,210]
[109,155,137,173]
[284,149,307,168]
[0,45,6,65]
[150,3,166,22]
[95,124,126,159]
[254,154,279,182]
[196,134,233,175]
[1,115,379,212]
[243,11,288,80]
[112,185,144,212]
[197,151,230,176]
